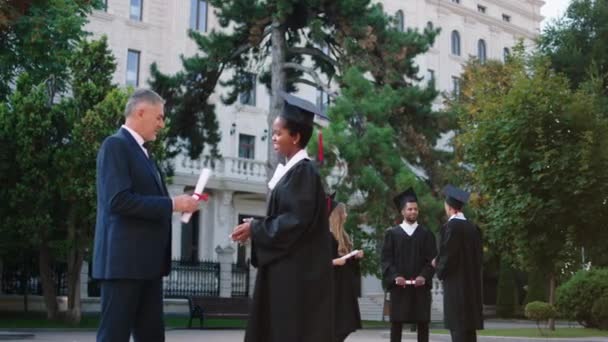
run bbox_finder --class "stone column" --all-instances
[248,262,257,298]
[431,275,444,321]
[167,184,184,260]
[214,190,234,250]
[80,261,89,299]
[215,245,235,298]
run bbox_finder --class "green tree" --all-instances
[0,0,99,100]
[454,48,608,329]
[540,0,608,95]
[496,258,518,318]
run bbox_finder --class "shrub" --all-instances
[591,295,608,330]
[555,268,608,327]
[525,301,556,321]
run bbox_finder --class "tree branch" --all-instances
[283,62,338,98]
[287,46,339,68]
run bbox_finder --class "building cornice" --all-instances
[427,0,539,40]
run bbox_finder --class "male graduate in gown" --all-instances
[381,188,437,342]
[231,92,333,342]
[434,185,484,342]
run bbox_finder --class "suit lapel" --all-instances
[118,128,165,194]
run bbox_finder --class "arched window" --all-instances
[451,30,461,56]
[426,21,434,31]
[478,39,487,63]
[395,10,405,32]
[503,47,510,62]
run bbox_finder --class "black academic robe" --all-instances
[331,236,362,338]
[246,159,334,342]
[381,224,437,323]
[436,219,484,332]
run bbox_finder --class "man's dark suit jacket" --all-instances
[92,128,173,280]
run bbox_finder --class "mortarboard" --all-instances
[393,187,418,211]
[278,91,330,128]
[442,184,470,210]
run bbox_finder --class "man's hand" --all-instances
[231,221,252,243]
[415,276,426,287]
[173,194,199,213]
[395,276,407,287]
[355,250,364,259]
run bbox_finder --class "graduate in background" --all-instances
[328,196,363,342]
[433,185,484,342]
[231,91,333,342]
[381,188,437,342]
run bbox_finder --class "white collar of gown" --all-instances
[268,149,310,190]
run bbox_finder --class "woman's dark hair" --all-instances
[281,117,313,148]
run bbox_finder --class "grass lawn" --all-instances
[0,313,245,329]
[429,328,608,338]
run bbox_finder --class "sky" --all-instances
[541,0,572,29]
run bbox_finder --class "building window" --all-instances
[102,0,108,11]
[129,0,142,21]
[126,49,140,86]
[239,73,256,106]
[451,30,461,56]
[238,134,255,159]
[395,10,405,32]
[451,0,460,4]
[452,76,461,97]
[316,89,330,113]
[181,211,199,262]
[478,39,487,64]
[426,69,435,83]
[502,14,511,22]
[503,47,510,62]
[477,5,486,13]
[189,0,207,32]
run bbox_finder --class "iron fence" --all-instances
[1,258,68,296]
[231,261,250,297]
[162,259,220,298]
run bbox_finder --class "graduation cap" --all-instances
[393,187,418,211]
[442,184,470,210]
[278,91,329,128]
[327,192,338,215]
[278,91,330,163]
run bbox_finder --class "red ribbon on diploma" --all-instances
[194,192,209,201]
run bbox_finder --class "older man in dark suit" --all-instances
[93,89,199,342]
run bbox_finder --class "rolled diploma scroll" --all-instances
[181,168,212,223]
[339,249,361,261]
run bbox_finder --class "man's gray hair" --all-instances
[124,88,165,117]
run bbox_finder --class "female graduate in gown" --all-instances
[231,91,334,342]
[329,200,363,342]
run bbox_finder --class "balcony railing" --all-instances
[175,155,267,184]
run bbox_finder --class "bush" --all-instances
[555,268,608,327]
[592,295,608,330]
[525,301,556,322]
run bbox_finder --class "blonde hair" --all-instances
[329,203,353,256]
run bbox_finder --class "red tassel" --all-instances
[318,130,324,165]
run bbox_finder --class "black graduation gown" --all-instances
[331,236,362,337]
[381,225,437,323]
[246,159,334,342]
[436,219,484,331]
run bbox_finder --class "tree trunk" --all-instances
[266,19,286,181]
[547,273,556,331]
[65,207,84,324]
[39,244,58,320]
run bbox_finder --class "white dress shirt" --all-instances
[122,124,148,157]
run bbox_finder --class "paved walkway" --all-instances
[1,328,607,342]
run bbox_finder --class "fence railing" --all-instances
[1,259,68,296]
[231,262,250,297]
[162,259,220,298]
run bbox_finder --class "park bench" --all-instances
[187,296,251,329]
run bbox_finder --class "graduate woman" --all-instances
[231,91,334,342]
[328,198,363,342]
